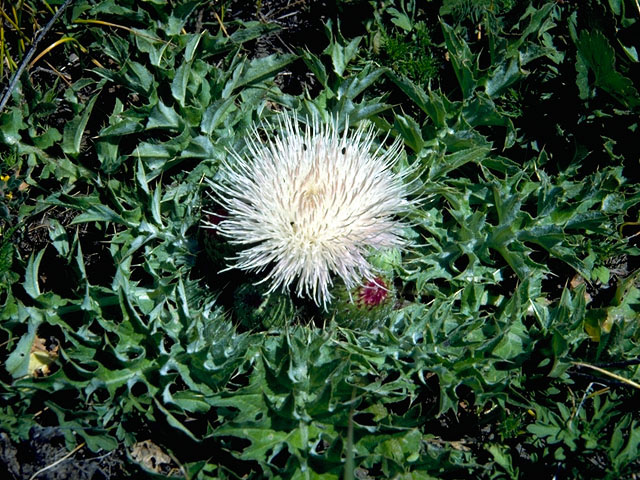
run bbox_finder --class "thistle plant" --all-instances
[204,112,413,308]
[357,276,392,308]
[334,275,396,328]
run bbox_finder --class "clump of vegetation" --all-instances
[376,19,440,86]
[441,0,517,25]
[362,1,442,86]
[0,0,639,478]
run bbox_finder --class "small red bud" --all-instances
[358,277,389,308]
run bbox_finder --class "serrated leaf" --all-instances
[429,146,490,180]
[487,444,517,478]
[388,7,412,31]
[576,30,640,107]
[0,108,27,145]
[394,114,424,153]
[235,53,296,89]
[100,117,144,137]
[147,101,182,130]
[151,184,163,226]
[23,249,45,299]
[329,36,361,77]
[526,423,561,440]
[136,155,149,195]
[200,97,236,135]
[493,328,524,360]
[71,205,127,226]
[228,22,280,47]
[48,219,70,258]
[32,127,62,149]
[485,57,521,98]
[168,390,211,413]
[6,311,43,378]
[185,31,204,62]
[125,61,155,95]
[62,94,98,155]
[441,21,476,99]
[336,67,383,100]
[153,398,200,442]
[166,0,199,35]
[171,62,190,108]
[215,425,304,463]
[301,50,328,87]
[134,28,169,66]
[78,430,119,453]
[387,72,432,118]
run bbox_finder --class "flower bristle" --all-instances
[205,111,413,309]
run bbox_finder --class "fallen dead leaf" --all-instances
[130,440,178,475]
[28,336,59,377]
[569,274,592,303]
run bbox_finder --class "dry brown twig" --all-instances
[0,0,73,114]
[28,442,86,480]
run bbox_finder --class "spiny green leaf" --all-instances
[62,94,98,156]
[200,97,237,136]
[441,20,476,99]
[0,108,27,145]
[171,62,190,108]
[328,35,361,77]
[147,101,183,130]
[23,249,46,299]
[5,309,43,378]
[71,204,128,226]
[235,53,297,89]
[576,30,640,107]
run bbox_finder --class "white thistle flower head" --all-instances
[204,112,412,309]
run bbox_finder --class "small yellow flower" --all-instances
[5,192,13,200]
[0,174,9,182]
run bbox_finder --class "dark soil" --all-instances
[0,427,130,480]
